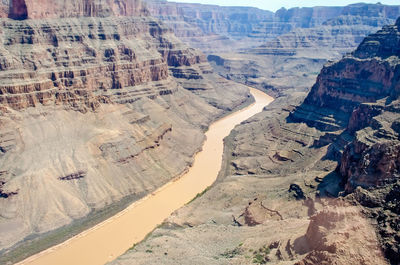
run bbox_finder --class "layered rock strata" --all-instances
[3,0,146,19]
[145,1,400,53]
[250,16,394,56]
[145,0,273,38]
[335,19,400,262]
[0,0,250,262]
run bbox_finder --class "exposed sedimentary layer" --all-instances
[0,0,250,260]
[144,1,400,53]
[3,0,146,19]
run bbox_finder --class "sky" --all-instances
[170,0,400,12]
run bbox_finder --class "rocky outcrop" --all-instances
[353,17,400,60]
[296,201,386,265]
[289,17,400,132]
[334,18,400,191]
[347,184,400,264]
[340,123,400,191]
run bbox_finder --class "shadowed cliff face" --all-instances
[0,0,251,261]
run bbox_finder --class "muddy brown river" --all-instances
[17,87,273,265]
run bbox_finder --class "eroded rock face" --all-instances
[353,17,400,59]
[145,0,273,38]
[144,0,274,53]
[0,0,250,260]
[334,18,400,192]
[341,137,400,191]
[8,0,146,20]
[347,184,400,264]
[251,15,395,57]
[289,17,400,133]
[144,1,400,53]
[0,15,204,111]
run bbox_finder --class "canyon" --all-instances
[0,0,399,265]
[13,85,273,265]
[111,3,400,265]
[0,0,250,263]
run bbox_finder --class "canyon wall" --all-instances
[338,17,400,191]
[144,0,274,53]
[145,0,273,38]
[289,17,399,131]
[0,0,250,262]
[290,17,400,263]
[4,0,146,19]
[250,15,395,56]
[145,1,400,53]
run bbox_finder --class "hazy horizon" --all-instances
[169,0,399,12]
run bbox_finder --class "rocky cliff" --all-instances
[289,17,399,131]
[3,0,146,19]
[251,15,394,57]
[0,0,250,263]
[144,0,273,53]
[250,3,400,57]
[145,0,273,38]
[0,15,207,111]
[288,17,400,190]
[144,1,400,54]
[335,20,400,262]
